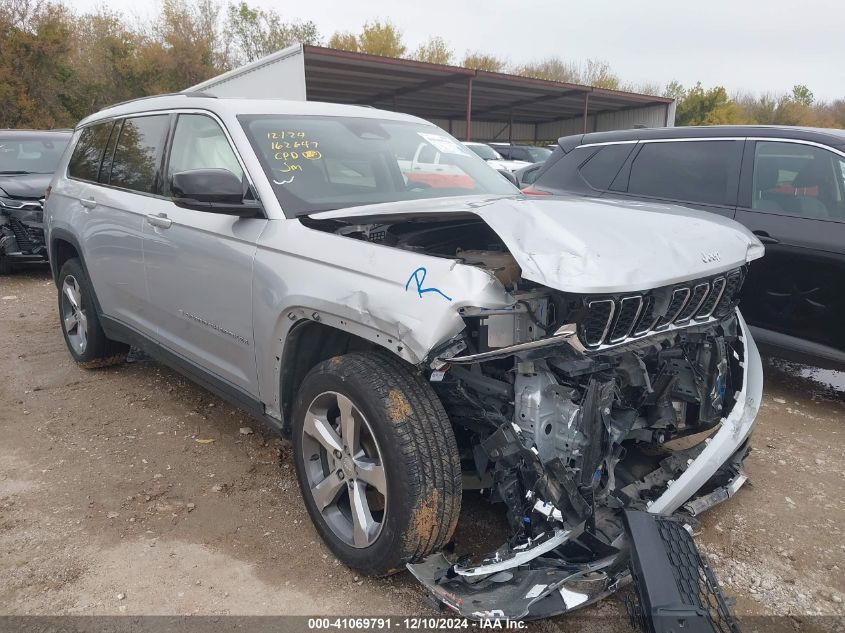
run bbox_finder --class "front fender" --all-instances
[252,219,513,419]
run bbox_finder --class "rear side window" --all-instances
[109,115,169,194]
[626,140,741,206]
[67,123,112,182]
[579,144,636,190]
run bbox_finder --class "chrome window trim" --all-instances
[579,136,845,160]
[751,137,845,159]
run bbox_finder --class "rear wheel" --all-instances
[58,258,129,368]
[292,351,461,576]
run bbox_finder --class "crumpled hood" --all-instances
[309,194,765,294]
[0,173,52,199]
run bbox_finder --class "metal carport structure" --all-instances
[189,44,675,143]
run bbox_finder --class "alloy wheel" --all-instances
[301,391,387,548]
[61,275,88,354]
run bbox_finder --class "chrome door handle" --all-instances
[146,213,172,229]
[80,197,97,209]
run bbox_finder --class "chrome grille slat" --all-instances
[714,270,743,317]
[582,299,615,347]
[577,267,745,351]
[674,283,710,324]
[695,277,726,319]
[632,296,659,336]
[655,287,690,330]
[608,296,643,343]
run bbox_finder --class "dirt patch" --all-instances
[386,389,412,423]
[409,488,440,552]
[1,269,844,629]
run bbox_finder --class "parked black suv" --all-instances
[527,126,845,370]
[0,129,72,274]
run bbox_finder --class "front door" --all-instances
[735,139,845,357]
[142,113,267,396]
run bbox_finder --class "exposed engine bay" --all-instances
[307,214,761,622]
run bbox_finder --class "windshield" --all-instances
[527,147,552,162]
[0,135,70,174]
[239,115,517,216]
[466,143,503,161]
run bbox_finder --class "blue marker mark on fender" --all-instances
[405,267,452,302]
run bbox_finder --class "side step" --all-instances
[624,510,740,633]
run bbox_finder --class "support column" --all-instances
[582,91,591,134]
[508,113,513,144]
[465,77,474,141]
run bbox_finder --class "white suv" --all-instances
[45,94,764,620]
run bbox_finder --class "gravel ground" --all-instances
[1,269,844,632]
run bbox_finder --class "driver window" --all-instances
[167,114,244,184]
[752,141,845,221]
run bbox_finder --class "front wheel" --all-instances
[292,352,461,576]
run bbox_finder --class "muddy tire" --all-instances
[57,258,128,369]
[292,351,461,577]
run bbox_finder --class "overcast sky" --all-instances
[66,0,844,101]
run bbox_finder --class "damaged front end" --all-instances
[305,197,764,623]
[408,260,763,622]
[0,197,48,267]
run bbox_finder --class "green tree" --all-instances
[461,51,505,72]
[674,82,744,126]
[225,2,319,64]
[412,36,453,65]
[327,30,358,52]
[357,19,405,57]
[791,84,814,107]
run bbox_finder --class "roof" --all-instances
[574,125,845,146]
[300,46,672,124]
[76,94,431,128]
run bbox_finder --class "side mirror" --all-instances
[171,168,261,217]
[497,168,519,187]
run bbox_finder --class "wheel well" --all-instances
[52,238,79,283]
[280,321,382,431]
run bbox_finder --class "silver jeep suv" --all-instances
[46,94,765,619]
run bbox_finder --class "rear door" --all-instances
[66,116,168,338]
[141,112,267,396]
[611,139,744,219]
[734,139,845,356]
